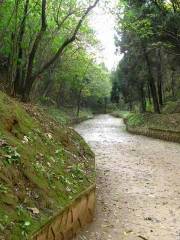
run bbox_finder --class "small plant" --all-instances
[0,183,8,194]
[16,204,26,216]
[2,146,21,165]
[127,113,144,127]
[55,147,64,157]
[33,162,46,174]
[70,163,85,180]
[28,131,37,141]
[55,147,65,164]
[46,171,55,183]
[59,175,72,186]
[47,156,56,163]
[0,214,9,229]
[20,220,31,238]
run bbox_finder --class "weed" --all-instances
[55,148,65,164]
[20,220,31,238]
[33,162,46,174]
[127,113,144,126]
[2,146,21,165]
[0,214,9,227]
[0,184,8,194]
[70,163,85,180]
[16,205,26,216]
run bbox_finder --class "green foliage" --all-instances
[0,184,8,194]
[126,113,145,127]
[0,0,111,112]
[162,101,180,114]
[112,110,130,119]
[113,0,180,114]
[47,106,93,125]
[0,91,95,239]
[2,145,21,165]
[112,110,144,126]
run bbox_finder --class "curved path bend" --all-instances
[75,115,180,240]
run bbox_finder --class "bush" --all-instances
[163,101,180,114]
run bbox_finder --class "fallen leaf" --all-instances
[0,139,7,147]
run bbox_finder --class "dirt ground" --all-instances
[74,115,180,240]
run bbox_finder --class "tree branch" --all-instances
[31,0,100,81]
[25,0,47,83]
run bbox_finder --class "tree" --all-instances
[0,0,100,101]
[113,0,180,113]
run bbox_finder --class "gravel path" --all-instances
[74,115,180,240]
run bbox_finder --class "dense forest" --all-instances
[0,0,111,115]
[1,0,179,115]
[112,0,180,114]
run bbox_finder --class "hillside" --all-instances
[0,92,95,239]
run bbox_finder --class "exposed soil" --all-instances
[75,115,180,240]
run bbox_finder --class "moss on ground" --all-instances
[113,110,180,133]
[0,92,95,240]
[111,111,130,119]
[162,100,180,114]
[46,107,93,125]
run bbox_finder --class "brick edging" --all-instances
[31,184,96,240]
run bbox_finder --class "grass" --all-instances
[46,107,93,125]
[112,109,180,132]
[162,100,180,114]
[0,91,95,239]
[111,110,130,119]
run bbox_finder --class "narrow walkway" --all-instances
[75,115,180,240]
[76,115,180,240]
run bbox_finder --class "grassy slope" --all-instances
[46,107,93,125]
[112,110,180,132]
[0,92,95,239]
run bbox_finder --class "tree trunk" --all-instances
[157,49,163,106]
[43,80,52,98]
[77,88,82,117]
[9,0,19,92]
[140,83,146,113]
[13,0,29,96]
[104,97,108,114]
[142,45,160,113]
[22,0,100,101]
[129,100,133,111]
[171,70,176,98]
[56,82,66,107]
[22,0,47,101]
[147,83,152,104]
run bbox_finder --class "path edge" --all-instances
[31,184,96,240]
[124,119,180,143]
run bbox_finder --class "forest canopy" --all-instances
[0,0,111,113]
[112,0,180,114]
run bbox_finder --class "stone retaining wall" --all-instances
[70,116,93,125]
[31,185,96,240]
[126,125,180,143]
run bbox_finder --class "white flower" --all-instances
[47,162,51,167]
[45,133,53,140]
[22,136,29,144]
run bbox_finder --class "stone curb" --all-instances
[69,116,93,125]
[126,125,180,143]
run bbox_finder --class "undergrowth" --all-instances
[46,107,93,125]
[112,109,180,132]
[0,91,95,239]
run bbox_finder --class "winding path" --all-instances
[75,115,180,240]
